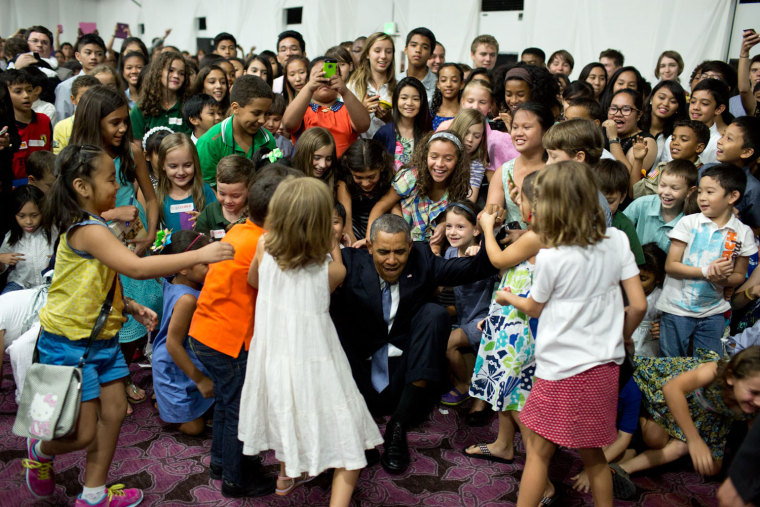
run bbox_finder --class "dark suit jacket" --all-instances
[331,240,497,363]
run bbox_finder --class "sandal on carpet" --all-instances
[275,473,315,496]
[609,463,637,500]
[440,387,471,406]
[125,380,147,404]
[540,494,557,505]
[462,443,513,464]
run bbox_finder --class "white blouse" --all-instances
[0,228,56,289]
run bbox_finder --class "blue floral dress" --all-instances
[469,259,537,412]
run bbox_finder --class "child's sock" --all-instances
[80,485,106,504]
[33,441,53,460]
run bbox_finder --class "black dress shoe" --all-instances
[381,420,410,474]
[221,474,276,498]
[365,448,380,467]
[209,462,222,480]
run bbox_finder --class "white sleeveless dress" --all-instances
[238,253,383,478]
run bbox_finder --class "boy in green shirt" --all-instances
[196,155,253,238]
[196,75,276,188]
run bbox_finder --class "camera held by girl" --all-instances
[23,144,234,506]
[238,177,382,507]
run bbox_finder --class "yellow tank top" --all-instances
[39,216,126,340]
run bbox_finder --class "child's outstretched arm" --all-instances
[73,223,234,280]
[165,294,213,398]
[495,289,544,318]
[621,273,647,345]
[479,210,541,269]
[336,181,357,244]
[738,30,760,116]
[328,242,346,292]
[131,144,159,256]
[662,361,720,476]
[247,235,266,288]
[281,71,319,132]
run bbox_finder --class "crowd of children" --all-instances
[1,19,760,507]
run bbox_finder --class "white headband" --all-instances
[142,126,174,151]
[427,131,463,151]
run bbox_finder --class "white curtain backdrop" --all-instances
[2,0,741,84]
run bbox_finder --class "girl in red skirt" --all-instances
[497,161,647,507]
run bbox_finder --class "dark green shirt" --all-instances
[195,201,246,239]
[613,210,645,266]
[130,100,191,141]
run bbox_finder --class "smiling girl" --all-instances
[431,63,463,130]
[291,127,339,189]
[373,76,432,171]
[347,32,397,138]
[155,133,216,232]
[130,51,192,140]
[603,89,658,173]
[119,51,146,109]
[654,51,684,82]
[190,65,230,113]
[640,81,688,165]
[365,131,470,249]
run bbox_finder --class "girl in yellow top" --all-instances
[27,144,234,507]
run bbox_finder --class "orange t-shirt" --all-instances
[293,102,357,157]
[189,220,263,357]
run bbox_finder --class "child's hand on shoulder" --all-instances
[198,241,235,263]
[464,245,480,257]
[632,135,648,161]
[196,376,214,398]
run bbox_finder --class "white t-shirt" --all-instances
[0,287,39,349]
[657,213,757,318]
[530,228,639,381]
[272,75,284,94]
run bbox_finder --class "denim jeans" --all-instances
[659,312,726,357]
[189,337,248,485]
[1,281,24,294]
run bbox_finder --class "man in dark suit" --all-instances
[331,214,497,474]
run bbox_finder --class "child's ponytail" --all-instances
[44,144,107,232]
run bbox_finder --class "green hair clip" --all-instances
[151,228,173,253]
[266,148,284,164]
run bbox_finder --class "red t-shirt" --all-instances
[12,113,52,179]
[293,102,357,157]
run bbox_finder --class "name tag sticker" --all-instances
[169,117,183,126]
[28,139,45,147]
[211,229,226,239]
[170,203,195,213]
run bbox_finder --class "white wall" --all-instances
[3,0,758,84]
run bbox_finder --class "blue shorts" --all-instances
[37,330,130,402]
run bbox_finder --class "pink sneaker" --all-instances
[74,485,143,507]
[22,438,55,498]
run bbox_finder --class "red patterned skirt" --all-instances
[520,362,619,448]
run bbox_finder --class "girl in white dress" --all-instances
[238,177,382,506]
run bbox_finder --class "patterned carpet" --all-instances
[0,360,720,506]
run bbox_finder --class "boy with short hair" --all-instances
[633,119,709,198]
[595,159,645,265]
[624,160,698,254]
[664,79,728,165]
[657,164,757,357]
[520,47,546,68]
[195,155,253,238]
[22,67,55,124]
[263,93,293,157]
[396,27,437,102]
[470,35,498,71]
[25,151,56,193]
[713,116,760,228]
[54,33,106,122]
[212,32,237,59]
[52,74,100,154]
[196,75,277,188]
[189,165,301,499]
[599,48,624,77]
[0,70,52,182]
[182,93,222,144]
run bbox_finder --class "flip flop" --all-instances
[463,443,513,464]
[125,380,147,404]
[440,387,471,406]
[275,473,315,496]
[540,495,557,505]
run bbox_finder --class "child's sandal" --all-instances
[275,473,314,496]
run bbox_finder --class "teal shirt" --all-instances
[196,116,276,188]
[622,194,683,254]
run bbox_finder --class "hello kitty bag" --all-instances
[13,277,117,440]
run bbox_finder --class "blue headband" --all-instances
[427,132,463,151]
[446,202,477,221]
